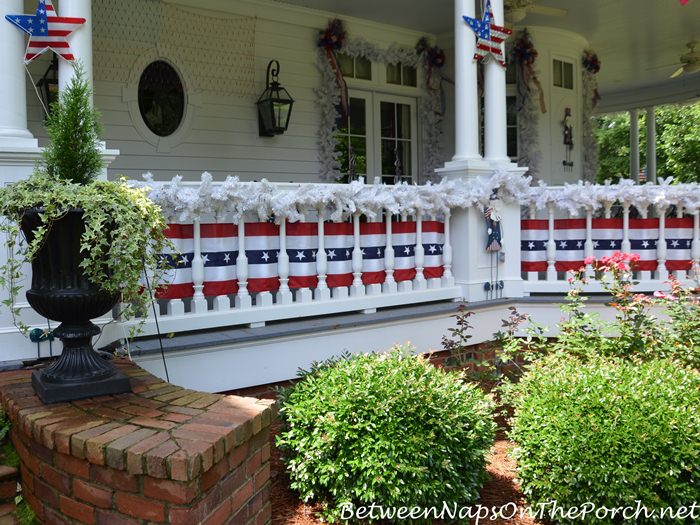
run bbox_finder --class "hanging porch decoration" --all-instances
[5,0,85,63]
[463,0,512,67]
[582,50,601,181]
[510,28,543,177]
[317,19,349,117]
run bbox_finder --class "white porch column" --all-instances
[452,0,481,162]
[0,0,37,148]
[483,0,509,164]
[58,0,93,103]
[646,106,656,183]
[629,109,640,182]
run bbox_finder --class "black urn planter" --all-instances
[21,209,131,403]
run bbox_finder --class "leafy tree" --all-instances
[595,101,700,183]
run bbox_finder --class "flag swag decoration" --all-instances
[5,0,85,63]
[463,0,512,66]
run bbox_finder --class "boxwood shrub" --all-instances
[510,355,700,524]
[276,347,496,523]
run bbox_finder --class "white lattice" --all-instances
[92,0,256,98]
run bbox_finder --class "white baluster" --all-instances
[691,211,700,280]
[315,211,331,301]
[638,206,651,281]
[621,204,631,253]
[350,213,365,297]
[191,219,207,314]
[383,212,397,294]
[546,203,557,281]
[673,206,687,280]
[276,220,293,305]
[584,207,594,278]
[656,207,669,281]
[235,219,252,309]
[526,204,539,282]
[441,210,455,287]
[604,202,612,219]
[413,212,427,290]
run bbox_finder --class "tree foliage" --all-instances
[595,101,700,183]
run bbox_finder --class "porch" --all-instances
[0,0,699,392]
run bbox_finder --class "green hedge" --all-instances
[276,347,496,523]
[509,355,700,524]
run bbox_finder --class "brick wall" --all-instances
[0,360,275,525]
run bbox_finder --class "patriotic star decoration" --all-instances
[5,0,85,64]
[463,0,512,66]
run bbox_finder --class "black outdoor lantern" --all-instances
[36,56,59,118]
[257,60,294,136]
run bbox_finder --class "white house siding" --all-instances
[24,0,431,183]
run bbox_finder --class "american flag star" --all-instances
[463,0,512,66]
[5,0,85,64]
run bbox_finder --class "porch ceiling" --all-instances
[282,0,700,102]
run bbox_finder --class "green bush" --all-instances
[509,355,700,524]
[276,347,496,523]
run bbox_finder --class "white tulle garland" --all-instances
[136,173,700,223]
[581,69,599,182]
[316,38,444,183]
[520,178,700,215]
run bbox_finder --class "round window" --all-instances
[138,61,185,137]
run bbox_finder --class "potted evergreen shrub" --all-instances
[0,64,169,403]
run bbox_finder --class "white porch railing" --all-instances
[3,174,699,360]
[520,183,700,294]
[109,175,474,340]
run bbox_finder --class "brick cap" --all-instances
[0,359,274,482]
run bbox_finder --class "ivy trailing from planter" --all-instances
[0,64,170,335]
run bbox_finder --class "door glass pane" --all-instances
[350,136,367,174]
[397,104,411,139]
[338,53,354,77]
[553,59,562,87]
[355,56,372,80]
[348,98,366,135]
[386,63,401,85]
[381,139,396,175]
[402,65,417,87]
[380,102,396,138]
[563,62,574,89]
[398,141,411,176]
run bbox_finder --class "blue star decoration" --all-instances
[463,0,512,66]
[5,0,85,64]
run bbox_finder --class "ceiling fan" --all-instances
[505,0,567,23]
[670,41,700,78]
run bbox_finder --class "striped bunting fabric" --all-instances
[287,222,318,290]
[360,221,386,285]
[521,217,692,274]
[201,224,238,296]
[665,217,693,271]
[325,222,354,288]
[423,220,445,279]
[156,224,194,299]
[393,221,417,282]
[155,220,447,298]
[520,219,548,272]
[245,222,280,293]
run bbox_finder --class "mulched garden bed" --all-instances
[269,418,539,525]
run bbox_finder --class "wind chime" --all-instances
[562,107,574,171]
